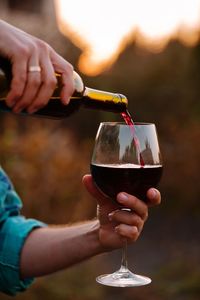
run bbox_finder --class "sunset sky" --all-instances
[55,0,200,75]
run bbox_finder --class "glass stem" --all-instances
[120,239,128,272]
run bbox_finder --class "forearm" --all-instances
[20,219,103,279]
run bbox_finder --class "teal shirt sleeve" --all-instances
[0,168,47,296]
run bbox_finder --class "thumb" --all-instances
[82,174,109,205]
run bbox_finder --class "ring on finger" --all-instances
[28,66,41,72]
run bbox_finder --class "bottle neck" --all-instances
[81,87,128,112]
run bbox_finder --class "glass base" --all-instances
[96,269,151,287]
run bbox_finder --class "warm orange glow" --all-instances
[54,0,200,75]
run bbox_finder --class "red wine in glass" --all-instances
[90,163,163,201]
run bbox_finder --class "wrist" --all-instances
[85,219,105,255]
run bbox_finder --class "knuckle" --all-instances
[20,42,37,57]
[29,43,37,54]
[36,39,49,53]
[63,62,74,76]
[17,45,30,57]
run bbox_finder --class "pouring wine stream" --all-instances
[121,109,145,167]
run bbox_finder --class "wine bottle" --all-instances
[0,57,128,119]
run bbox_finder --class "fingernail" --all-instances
[150,188,157,198]
[118,193,128,203]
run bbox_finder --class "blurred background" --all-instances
[0,0,200,299]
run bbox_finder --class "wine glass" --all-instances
[90,122,163,287]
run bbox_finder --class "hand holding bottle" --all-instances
[0,20,75,114]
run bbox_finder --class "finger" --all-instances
[27,56,57,114]
[60,69,74,105]
[50,50,74,105]
[115,224,139,241]
[109,210,144,232]
[13,55,41,113]
[146,188,161,206]
[82,174,111,205]
[6,58,27,108]
[13,72,42,113]
[117,192,148,221]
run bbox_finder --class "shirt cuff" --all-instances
[0,216,46,296]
